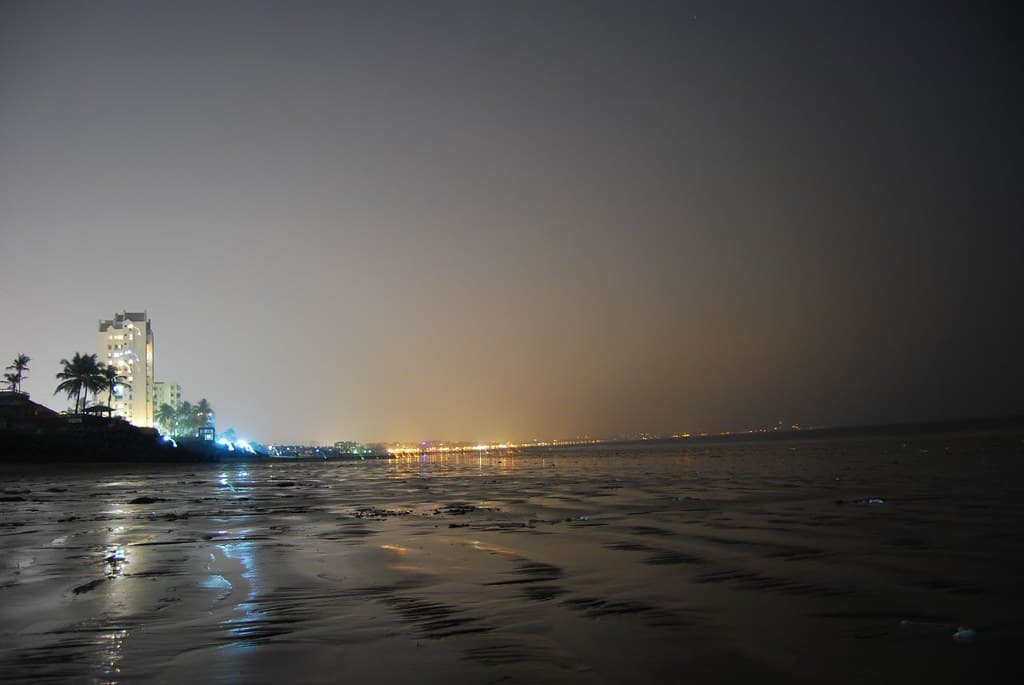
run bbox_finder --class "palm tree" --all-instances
[176,400,196,438]
[97,364,130,418]
[156,403,177,435]
[196,398,214,428]
[84,365,106,413]
[4,372,19,392]
[54,353,102,414]
[5,354,30,393]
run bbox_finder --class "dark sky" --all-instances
[1,1,1022,443]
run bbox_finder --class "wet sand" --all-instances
[2,433,1022,683]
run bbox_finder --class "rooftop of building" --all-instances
[99,310,151,332]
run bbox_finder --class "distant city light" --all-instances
[382,437,602,456]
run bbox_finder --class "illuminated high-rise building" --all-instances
[97,311,154,427]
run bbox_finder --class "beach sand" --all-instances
[1,434,1021,683]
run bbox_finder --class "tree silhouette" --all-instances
[98,363,130,418]
[54,353,102,414]
[5,353,30,393]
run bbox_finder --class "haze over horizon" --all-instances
[2,1,1022,444]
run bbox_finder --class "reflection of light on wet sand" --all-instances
[100,628,128,684]
[462,539,521,557]
[380,544,411,555]
[379,544,438,575]
[97,504,147,683]
[385,451,522,479]
[216,467,254,493]
[215,538,262,647]
[200,573,234,600]
[104,546,127,577]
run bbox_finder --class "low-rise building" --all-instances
[153,381,182,411]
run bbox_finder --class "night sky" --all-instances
[1,1,1022,443]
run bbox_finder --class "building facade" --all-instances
[153,381,182,412]
[98,311,154,427]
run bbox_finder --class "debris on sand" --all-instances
[128,496,167,504]
[434,503,478,516]
[353,507,411,519]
